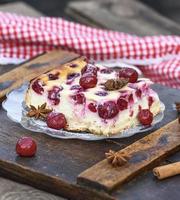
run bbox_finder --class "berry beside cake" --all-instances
[25,56,161,136]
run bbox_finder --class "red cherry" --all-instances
[79,75,97,89]
[48,86,62,105]
[88,103,97,112]
[32,80,44,94]
[135,89,142,98]
[98,101,119,119]
[117,98,128,111]
[81,65,98,76]
[138,109,153,126]
[128,94,134,104]
[46,112,67,130]
[71,93,86,104]
[148,96,154,108]
[16,137,37,157]
[119,68,138,83]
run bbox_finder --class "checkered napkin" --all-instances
[0,12,179,88]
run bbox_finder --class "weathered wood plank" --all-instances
[0,49,79,99]
[78,119,180,192]
[66,0,180,35]
[0,177,64,200]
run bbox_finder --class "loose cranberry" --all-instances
[98,101,119,119]
[81,65,98,76]
[79,75,97,89]
[117,98,128,111]
[88,103,97,112]
[32,80,44,95]
[71,93,86,104]
[118,68,138,83]
[48,72,59,80]
[135,89,142,98]
[69,63,78,68]
[16,137,37,157]
[95,91,108,96]
[48,86,62,105]
[67,73,80,80]
[148,96,154,108]
[100,68,113,74]
[138,109,153,126]
[47,112,67,130]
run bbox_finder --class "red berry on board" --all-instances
[88,103,97,112]
[117,98,128,111]
[32,80,44,94]
[119,68,138,83]
[98,101,119,119]
[79,75,97,89]
[138,109,153,126]
[46,112,67,130]
[71,93,86,104]
[16,137,37,157]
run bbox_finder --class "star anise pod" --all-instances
[105,150,130,167]
[104,78,129,91]
[175,102,180,124]
[27,103,52,120]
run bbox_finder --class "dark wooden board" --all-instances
[0,81,180,200]
[66,0,180,35]
[78,119,180,192]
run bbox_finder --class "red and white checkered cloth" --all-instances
[0,12,179,88]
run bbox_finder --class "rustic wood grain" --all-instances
[0,177,64,200]
[0,49,79,99]
[66,0,180,35]
[78,119,180,192]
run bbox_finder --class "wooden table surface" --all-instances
[0,1,179,200]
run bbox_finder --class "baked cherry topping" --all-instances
[138,109,153,126]
[32,80,44,95]
[79,75,97,89]
[88,103,97,112]
[48,72,59,80]
[16,137,37,157]
[128,94,134,104]
[69,63,78,68]
[67,73,80,80]
[72,93,86,104]
[117,98,128,111]
[47,112,67,130]
[135,89,142,98]
[148,96,154,108]
[81,65,98,76]
[118,68,138,83]
[95,91,108,96]
[100,68,113,74]
[98,101,119,119]
[48,86,62,105]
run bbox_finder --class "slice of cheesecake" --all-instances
[25,56,161,136]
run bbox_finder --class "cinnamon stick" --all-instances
[153,162,180,180]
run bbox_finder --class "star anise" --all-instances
[27,103,52,120]
[104,78,129,91]
[175,102,180,124]
[105,150,130,167]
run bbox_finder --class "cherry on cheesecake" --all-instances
[71,93,86,104]
[138,109,153,126]
[88,103,97,112]
[119,68,138,83]
[16,137,37,157]
[98,101,119,119]
[81,65,98,76]
[46,112,67,130]
[32,80,44,95]
[117,98,128,111]
[48,86,62,105]
[79,75,97,89]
